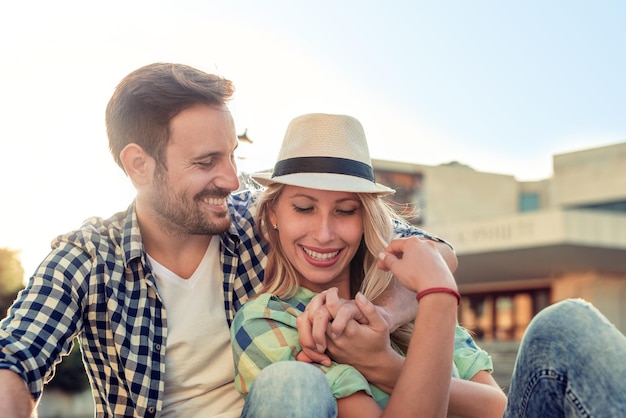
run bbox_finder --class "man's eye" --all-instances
[198,161,215,169]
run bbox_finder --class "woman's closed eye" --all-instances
[292,205,313,213]
[336,208,358,216]
[291,205,358,215]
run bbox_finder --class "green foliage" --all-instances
[0,247,25,318]
[0,248,90,393]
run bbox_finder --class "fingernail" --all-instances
[378,252,386,260]
[322,359,331,367]
[316,344,324,352]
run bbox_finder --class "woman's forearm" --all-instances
[353,347,404,394]
[447,373,507,418]
[372,238,458,333]
[382,294,458,418]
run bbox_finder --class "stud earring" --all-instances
[272,224,278,230]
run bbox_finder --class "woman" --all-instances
[230,113,506,417]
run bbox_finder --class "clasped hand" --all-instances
[296,287,392,368]
[296,236,456,368]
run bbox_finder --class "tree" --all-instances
[0,247,24,318]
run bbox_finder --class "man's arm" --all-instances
[0,370,35,418]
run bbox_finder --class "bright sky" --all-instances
[2,0,626,280]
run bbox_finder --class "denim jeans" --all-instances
[505,298,626,417]
[241,361,337,418]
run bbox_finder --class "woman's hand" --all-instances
[296,288,368,366]
[377,236,457,294]
[324,293,394,367]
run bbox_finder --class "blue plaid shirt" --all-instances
[0,190,447,417]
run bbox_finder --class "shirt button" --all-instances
[148,406,156,414]
[155,344,161,350]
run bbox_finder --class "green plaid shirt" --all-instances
[231,287,493,409]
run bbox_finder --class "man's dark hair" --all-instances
[106,63,235,171]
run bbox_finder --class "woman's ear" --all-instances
[120,143,155,186]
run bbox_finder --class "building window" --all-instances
[519,192,540,213]
[374,170,424,225]
[459,289,550,341]
[570,199,626,213]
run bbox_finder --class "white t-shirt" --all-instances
[149,236,244,417]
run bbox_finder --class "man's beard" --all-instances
[150,172,232,236]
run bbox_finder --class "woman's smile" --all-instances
[301,245,342,267]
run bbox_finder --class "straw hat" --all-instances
[251,113,394,195]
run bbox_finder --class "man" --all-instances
[0,63,455,417]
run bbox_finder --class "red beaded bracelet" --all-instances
[416,287,461,305]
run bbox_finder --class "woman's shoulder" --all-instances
[233,292,305,330]
[237,294,274,316]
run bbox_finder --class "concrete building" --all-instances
[373,141,626,390]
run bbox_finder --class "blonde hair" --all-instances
[255,184,413,354]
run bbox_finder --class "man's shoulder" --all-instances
[228,189,260,211]
[227,189,263,240]
[51,207,132,254]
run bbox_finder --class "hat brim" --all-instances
[251,172,395,196]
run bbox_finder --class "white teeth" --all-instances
[202,197,225,205]
[303,247,339,261]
